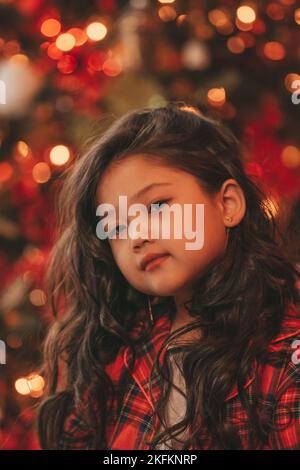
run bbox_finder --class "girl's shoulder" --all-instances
[258,302,300,402]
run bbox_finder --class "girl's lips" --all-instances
[144,254,170,271]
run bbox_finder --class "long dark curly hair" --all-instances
[37,102,300,450]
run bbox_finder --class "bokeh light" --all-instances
[15,378,31,396]
[281,146,300,168]
[158,6,177,22]
[29,289,47,307]
[227,36,245,54]
[49,145,71,165]
[0,162,13,182]
[32,162,51,183]
[55,33,76,51]
[263,41,286,60]
[86,22,107,41]
[40,18,61,37]
[207,87,226,107]
[236,5,256,23]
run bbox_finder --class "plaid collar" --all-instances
[122,303,300,407]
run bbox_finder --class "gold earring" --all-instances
[147,295,154,326]
[225,216,233,223]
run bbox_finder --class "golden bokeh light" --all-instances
[207,87,226,107]
[55,33,76,52]
[6,334,22,349]
[10,54,29,66]
[47,43,63,60]
[102,58,123,77]
[227,36,245,54]
[0,162,13,182]
[16,140,29,157]
[67,28,87,46]
[263,41,286,60]
[281,146,300,168]
[15,374,45,397]
[235,17,254,31]
[176,14,187,26]
[49,145,70,166]
[208,9,229,27]
[29,289,47,307]
[158,6,177,22]
[15,378,31,396]
[236,5,256,23]
[32,162,51,184]
[86,22,107,41]
[40,18,61,37]
[27,373,45,392]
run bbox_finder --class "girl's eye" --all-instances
[108,200,170,239]
[149,199,170,213]
[109,224,127,238]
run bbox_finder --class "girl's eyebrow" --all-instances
[129,182,173,203]
[99,182,173,220]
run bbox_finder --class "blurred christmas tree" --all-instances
[0,0,300,449]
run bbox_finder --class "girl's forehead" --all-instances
[97,155,183,200]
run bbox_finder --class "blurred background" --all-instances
[0,0,299,450]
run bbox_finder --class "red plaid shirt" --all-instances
[60,303,300,450]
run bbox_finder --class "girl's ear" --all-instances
[217,178,246,228]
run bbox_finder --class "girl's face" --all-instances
[96,154,245,299]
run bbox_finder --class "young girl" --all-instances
[37,102,300,450]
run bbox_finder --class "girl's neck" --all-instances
[170,290,202,342]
